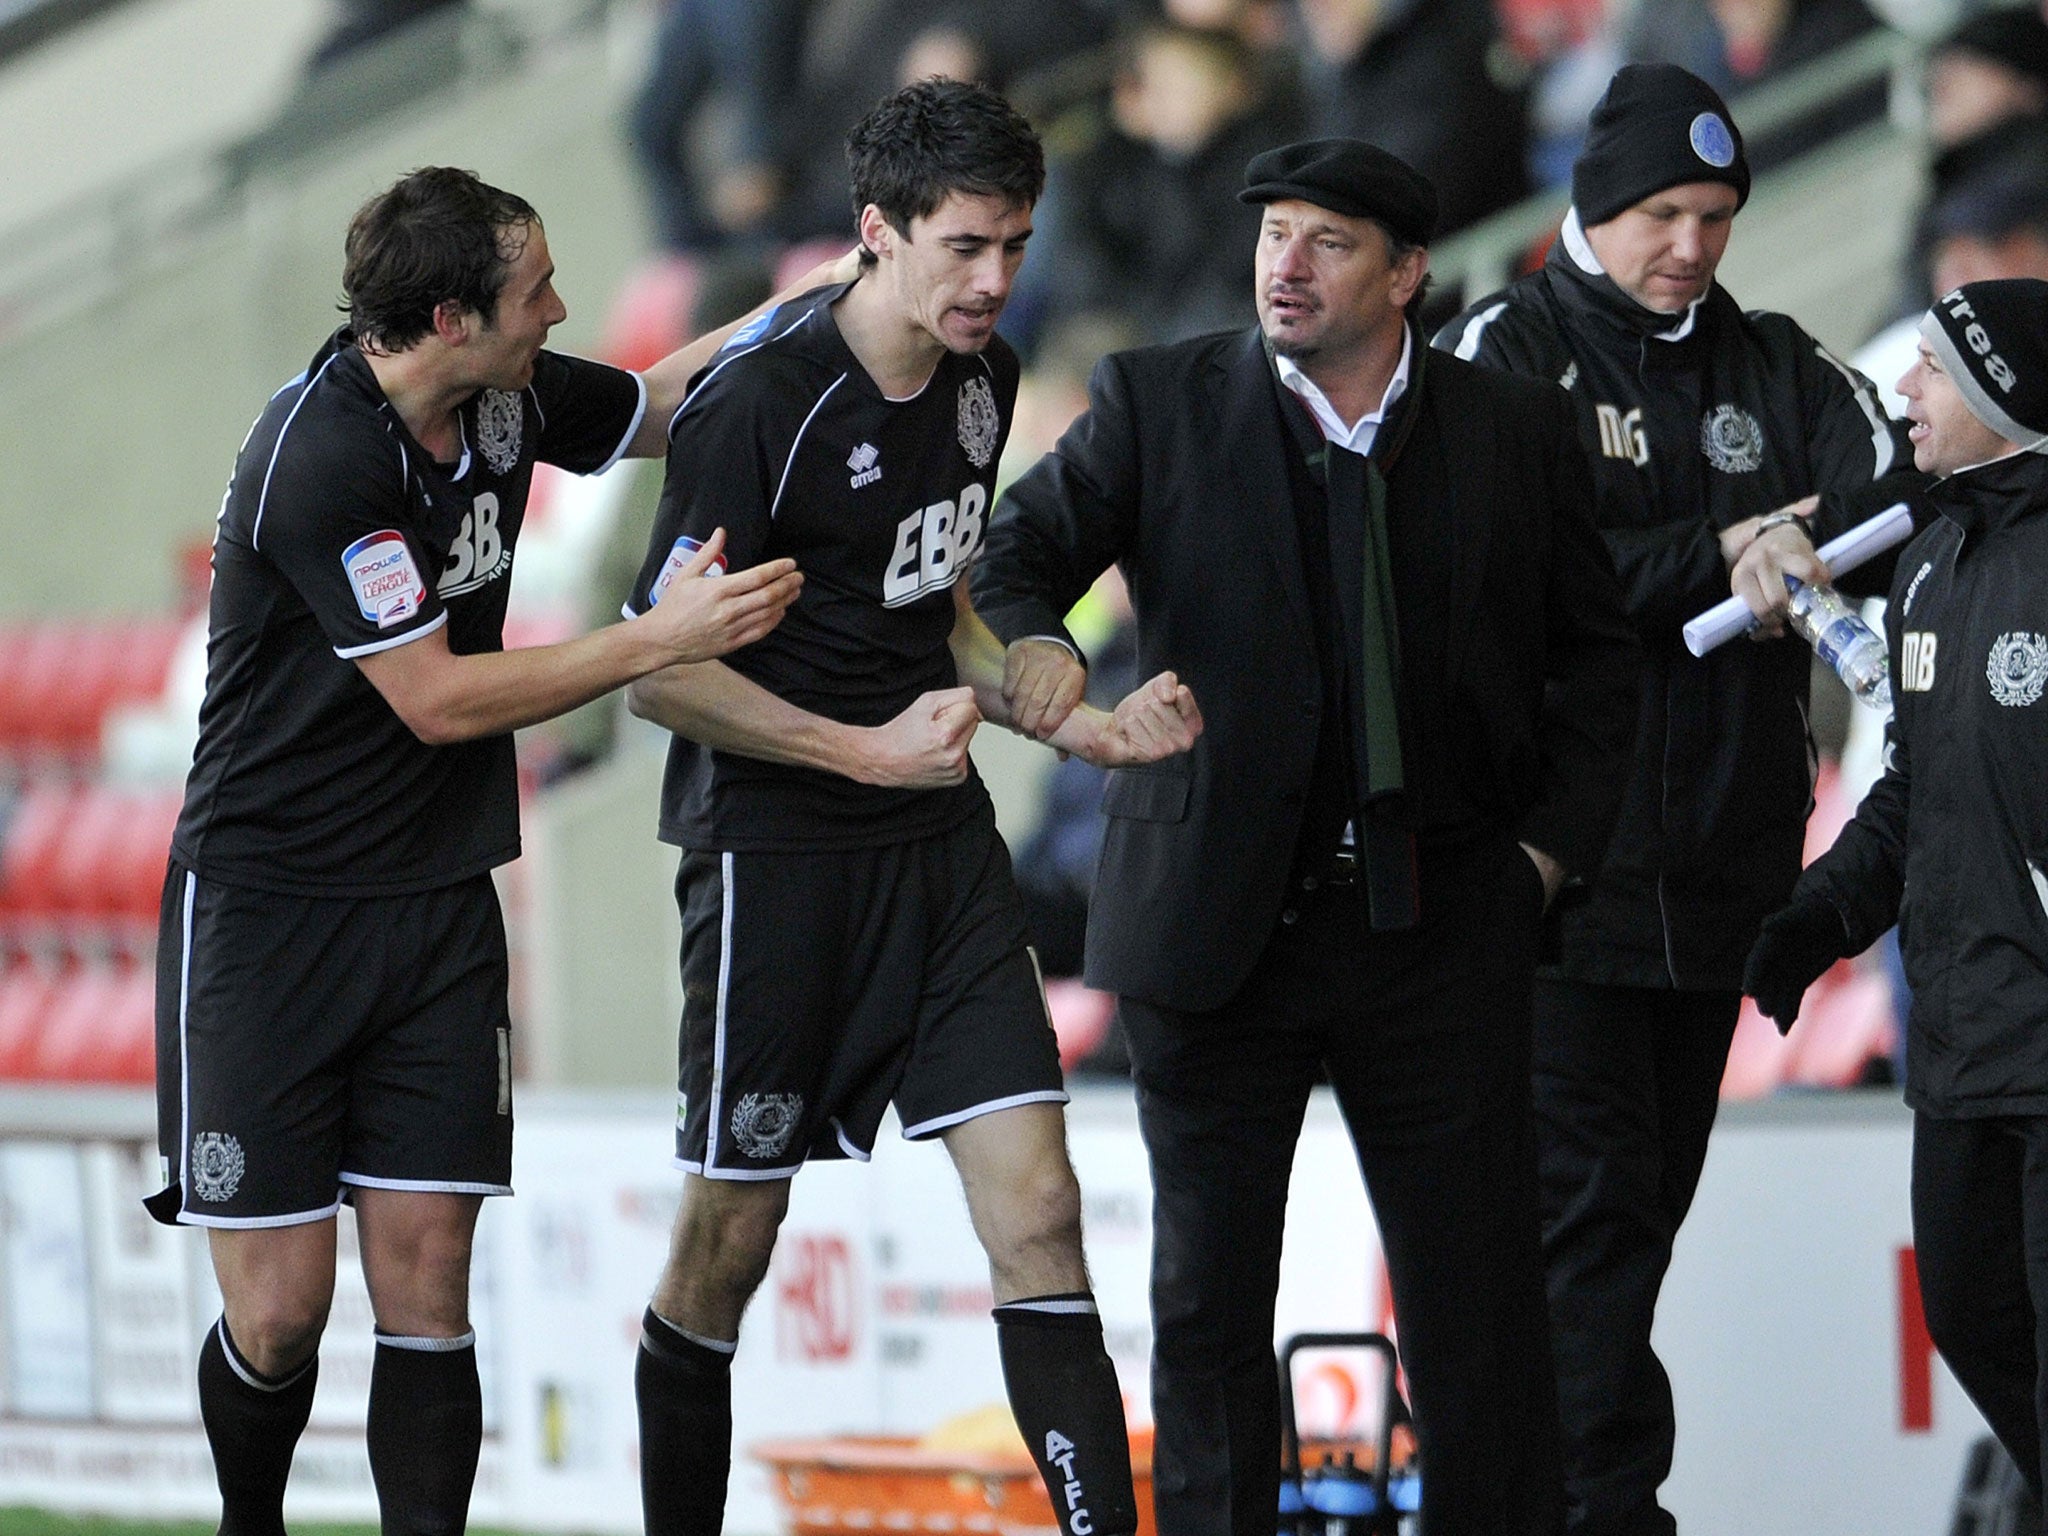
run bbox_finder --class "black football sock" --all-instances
[636,1307,738,1536]
[365,1329,482,1536]
[199,1316,318,1536]
[994,1293,1139,1536]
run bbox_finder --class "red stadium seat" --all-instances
[0,782,85,921]
[0,966,57,1077]
[32,965,154,1082]
[600,254,702,374]
[98,788,181,923]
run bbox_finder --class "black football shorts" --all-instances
[148,864,514,1226]
[671,802,1066,1178]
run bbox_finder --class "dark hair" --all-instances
[845,78,1045,268]
[1378,224,1434,316]
[340,167,540,352]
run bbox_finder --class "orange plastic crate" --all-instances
[754,1427,1156,1536]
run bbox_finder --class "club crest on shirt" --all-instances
[957,376,999,469]
[1699,404,1764,473]
[477,388,523,476]
[343,529,426,628]
[729,1092,802,1159]
[190,1132,245,1202]
[1987,631,2048,707]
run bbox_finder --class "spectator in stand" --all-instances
[626,0,812,258]
[1021,18,1303,348]
[1163,0,1293,51]
[758,0,1109,249]
[1925,7,2048,155]
[1294,0,1531,239]
[1860,161,2048,415]
[1895,11,2048,316]
[629,0,1111,262]
[1626,0,1886,170]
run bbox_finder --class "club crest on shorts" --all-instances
[190,1132,245,1202]
[1699,404,1764,473]
[728,1092,803,1158]
[1987,631,2048,707]
[957,377,999,469]
[476,388,523,476]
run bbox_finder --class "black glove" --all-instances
[1743,898,1850,1034]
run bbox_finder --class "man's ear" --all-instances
[857,203,894,264]
[1389,247,1430,310]
[431,298,473,345]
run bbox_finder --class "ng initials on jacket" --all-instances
[1594,403,1649,466]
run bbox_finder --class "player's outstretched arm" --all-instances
[1044,672,1203,769]
[629,248,863,458]
[358,531,799,744]
[625,664,981,789]
[947,581,1086,740]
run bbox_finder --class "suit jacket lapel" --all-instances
[1213,329,1316,656]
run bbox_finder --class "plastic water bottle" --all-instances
[1785,581,1891,711]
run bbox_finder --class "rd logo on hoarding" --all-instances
[776,1232,858,1362]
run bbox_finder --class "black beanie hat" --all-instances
[1240,138,1439,246]
[1920,278,2048,453]
[1573,64,1751,228]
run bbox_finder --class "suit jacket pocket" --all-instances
[1101,766,1191,824]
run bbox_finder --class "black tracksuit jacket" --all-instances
[1436,233,1924,989]
[1797,452,2048,1116]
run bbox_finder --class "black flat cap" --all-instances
[1239,138,1438,246]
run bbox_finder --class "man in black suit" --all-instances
[972,140,1640,1536]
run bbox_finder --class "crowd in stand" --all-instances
[622,0,1935,357]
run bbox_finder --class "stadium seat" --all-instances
[0,781,84,921]
[0,966,56,1077]
[31,964,154,1083]
[600,253,702,374]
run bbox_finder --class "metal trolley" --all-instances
[1278,1332,1419,1536]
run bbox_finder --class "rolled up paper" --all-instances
[1682,502,1914,657]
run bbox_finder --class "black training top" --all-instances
[172,328,644,895]
[626,283,1019,851]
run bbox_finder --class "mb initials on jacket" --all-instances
[1902,631,1938,692]
[1042,1429,1094,1534]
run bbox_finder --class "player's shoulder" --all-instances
[675,286,845,430]
[1424,339,1578,444]
[255,340,400,485]
[1730,299,1829,362]
[1434,272,1558,363]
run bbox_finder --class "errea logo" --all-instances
[1940,289,2019,392]
[848,442,882,490]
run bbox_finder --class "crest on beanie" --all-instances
[1691,113,1737,169]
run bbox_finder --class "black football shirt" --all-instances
[172,329,644,894]
[625,283,1019,851]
